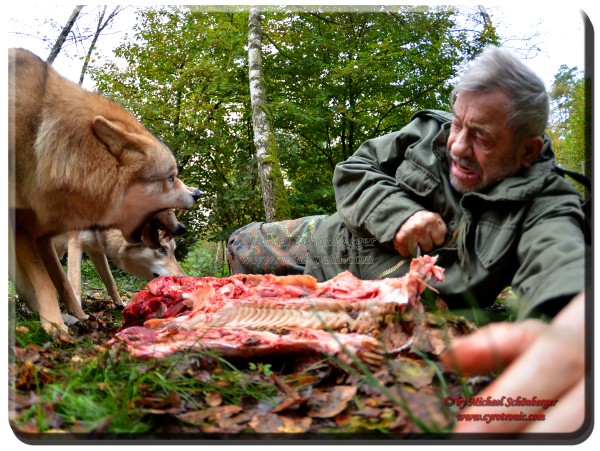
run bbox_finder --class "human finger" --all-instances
[439,320,548,376]
[430,215,447,246]
[523,377,586,433]
[452,322,585,434]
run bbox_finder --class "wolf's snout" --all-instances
[175,222,186,236]
[185,185,201,202]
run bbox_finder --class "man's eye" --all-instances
[168,175,175,182]
[475,132,488,142]
[475,135,492,148]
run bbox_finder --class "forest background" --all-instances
[6,4,590,277]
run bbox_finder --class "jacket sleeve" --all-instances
[333,111,450,244]
[512,175,588,319]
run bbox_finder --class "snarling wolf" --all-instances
[8,48,200,333]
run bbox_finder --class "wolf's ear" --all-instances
[92,116,130,158]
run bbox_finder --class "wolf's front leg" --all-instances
[37,234,89,322]
[15,232,68,334]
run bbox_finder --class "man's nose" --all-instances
[450,131,473,157]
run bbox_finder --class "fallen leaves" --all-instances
[389,357,435,389]
[308,385,357,418]
[12,345,54,391]
[205,391,223,407]
[249,413,312,433]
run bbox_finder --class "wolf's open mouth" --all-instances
[140,209,186,249]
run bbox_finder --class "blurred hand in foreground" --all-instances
[440,291,586,434]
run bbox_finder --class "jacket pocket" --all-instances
[396,159,440,198]
[475,220,517,269]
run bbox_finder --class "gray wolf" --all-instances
[8,48,200,333]
[55,229,186,308]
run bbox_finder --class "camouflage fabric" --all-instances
[227,215,329,275]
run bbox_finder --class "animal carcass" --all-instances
[114,256,444,368]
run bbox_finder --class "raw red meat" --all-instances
[115,255,444,368]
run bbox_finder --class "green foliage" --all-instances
[248,362,274,376]
[89,5,498,248]
[182,240,230,277]
[90,6,262,243]
[261,5,492,217]
[548,66,588,195]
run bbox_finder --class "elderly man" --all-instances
[228,46,589,433]
[229,46,588,320]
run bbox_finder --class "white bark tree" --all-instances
[248,6,290,222]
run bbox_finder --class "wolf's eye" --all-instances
[168,175,175,182]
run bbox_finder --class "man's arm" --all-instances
[511,176,587,319]
[333,112,450,247]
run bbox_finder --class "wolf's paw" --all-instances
[41,317,69,336]
[61,313,83,327]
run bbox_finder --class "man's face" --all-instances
[446,90,533,193]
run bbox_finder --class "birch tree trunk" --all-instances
[248,6,291,222]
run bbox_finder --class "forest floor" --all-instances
[8,268,510,443]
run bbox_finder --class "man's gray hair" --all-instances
[450,46,550,143]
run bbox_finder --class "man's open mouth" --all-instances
[135,209,187,249]
[450,156,481,180]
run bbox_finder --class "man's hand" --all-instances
[393,210,447,256]
[440,292,586,434]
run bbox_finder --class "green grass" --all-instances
[10,324,282,435]
[8,265,280,436]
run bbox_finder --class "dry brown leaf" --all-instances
[12,347,41,363]
[353,405,384,418]
[272,394,305,413]
[205,391,222,407]
[308,385,357,418]
[139,391,182,414]
[249,413,312,433]
[389,356,435,389]
[393,386,452,432]
[178,405,243,425]
[411,325,451,355]
[10,390,40,410]
[14,361,50,391]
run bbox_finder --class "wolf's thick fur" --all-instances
[8,48,199,333]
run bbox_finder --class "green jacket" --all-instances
[304,110,588,319]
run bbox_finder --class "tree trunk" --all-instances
[46,5,84,64]
[248,6,291,222]
[78,6,122,85]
